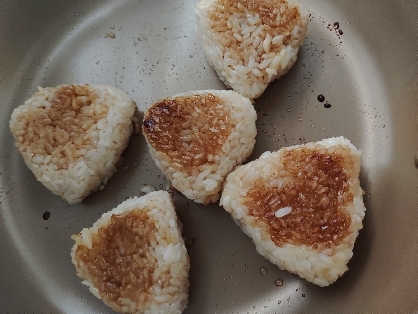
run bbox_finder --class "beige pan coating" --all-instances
[1,0,418,313]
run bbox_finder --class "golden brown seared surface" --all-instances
[142,94,233,168]
[12,85,107,170]
[208,0,302,52]
[74,209,159,306]
[245,147,355,248]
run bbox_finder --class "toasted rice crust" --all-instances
[9,84,136,203]
[143,90,257,204]
[71,191,190,313]
[220,137,366,286]
[196,0,308,100]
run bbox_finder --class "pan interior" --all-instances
[0,0,417,313]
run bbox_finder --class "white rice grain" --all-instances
[142,90,257,205]
[196,0,309,101]
[71,191,190,314]
[220,137,366,286]
[9,84,136,204]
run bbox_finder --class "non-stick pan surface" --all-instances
[1,0,417,313]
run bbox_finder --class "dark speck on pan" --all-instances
[43,211,51,220]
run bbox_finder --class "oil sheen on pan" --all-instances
[0,0,417,313]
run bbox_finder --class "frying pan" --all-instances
[1,0,417,313]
